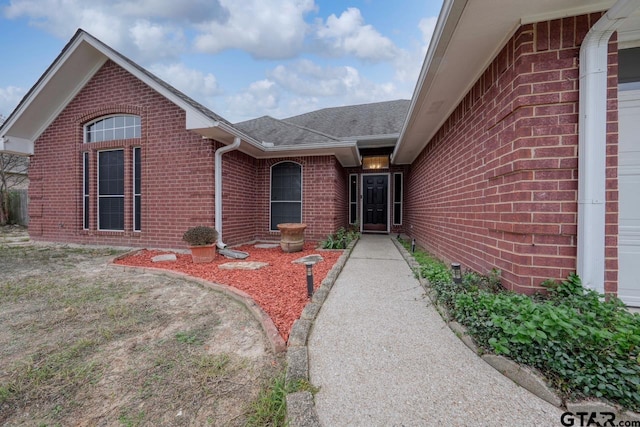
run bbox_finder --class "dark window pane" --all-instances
[350,175,357,203]
[394,174,402,202]
[99,197,124,230]
[134,148,141,194]
[83,153,89,196]
[98,150,124,196]
[84,197,90,229]
[271,202,301,230]
[271,162,301,201]
[350,204,357,224]
[394,203,401,225]
[134,195,141,231]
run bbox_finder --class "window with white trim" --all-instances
[349,174,358,224]
[393,172,403,226]
[83,114,141,232]
[270,162,302,230]
[85,115,140,142]
[98,149,124,231]
[133,147,141,231]
[83,152,89,230]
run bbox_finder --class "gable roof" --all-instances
[0,29,364,165]
[393,0,640,165]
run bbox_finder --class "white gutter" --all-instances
[215,136,241,249]
[577,0,639,293]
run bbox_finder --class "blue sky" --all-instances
[0,0,443,123]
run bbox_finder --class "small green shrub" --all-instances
[321,226,359,249]
[182,226,218,246]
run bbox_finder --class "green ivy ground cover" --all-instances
[400,239,640,411]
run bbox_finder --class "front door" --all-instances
[362,174,388,232]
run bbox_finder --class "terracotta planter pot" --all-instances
[189,244,216,263]
[277,223,307,253]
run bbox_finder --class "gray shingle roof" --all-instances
[283,99,410,138]
[234,99,410,147]
[234,116,340,146]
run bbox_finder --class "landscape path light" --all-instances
[451,262,462,284]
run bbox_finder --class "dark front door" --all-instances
[363,175,388,232]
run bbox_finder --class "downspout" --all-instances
[577,0,639,293]
[215,136,241,249]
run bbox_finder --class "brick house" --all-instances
[0,30,408,250]
[393,0,640,305]
[1,0,639,306]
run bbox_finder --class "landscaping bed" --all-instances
[114,242,343,341]
[399,239,640,413]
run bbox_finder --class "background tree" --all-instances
[0,115,29,224]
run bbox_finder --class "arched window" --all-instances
[270,162,302,231]
[82,115,141,232]
[85,115,141,142]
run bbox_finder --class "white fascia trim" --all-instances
[392,0,463,164]
[577,0,640,293]
[2,35,107,145]
[33,59,107,142]
[521,2,614,25]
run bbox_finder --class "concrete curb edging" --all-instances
[109,250,286,354]
[285,239,358,427]
[392,238,640,421]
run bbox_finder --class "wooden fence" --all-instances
[8,189,29,226]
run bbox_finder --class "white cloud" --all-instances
[225,80,281,122]
[315,7,397,61]
[129,20,186,63]
[2,0,217,63]
[392,15,439,84]
[194,0,316,59]
[419,16,437,50]
[0,86,26,119]
[149,63,221,98]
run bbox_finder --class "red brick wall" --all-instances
[254,156,349,243]
[405,14,619,293]
[26,59,381,250]
[29,60,226,249]
[220,148,258,245]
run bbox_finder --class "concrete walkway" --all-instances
[308,234,563,426]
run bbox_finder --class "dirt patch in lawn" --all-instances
[0,243,278,426]
[114,243,343,341]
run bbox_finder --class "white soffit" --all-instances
[2,38,106,145]
[395,0,619,165]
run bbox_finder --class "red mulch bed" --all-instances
[114,242,342,341]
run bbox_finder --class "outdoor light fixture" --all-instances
[451,262,462,284]
[305,262,314,298]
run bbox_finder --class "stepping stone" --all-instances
[152,254,177,262]
[219,248,250,259]
[255,243,280,249]
[292,254,324,265]
[219,261,268,270]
